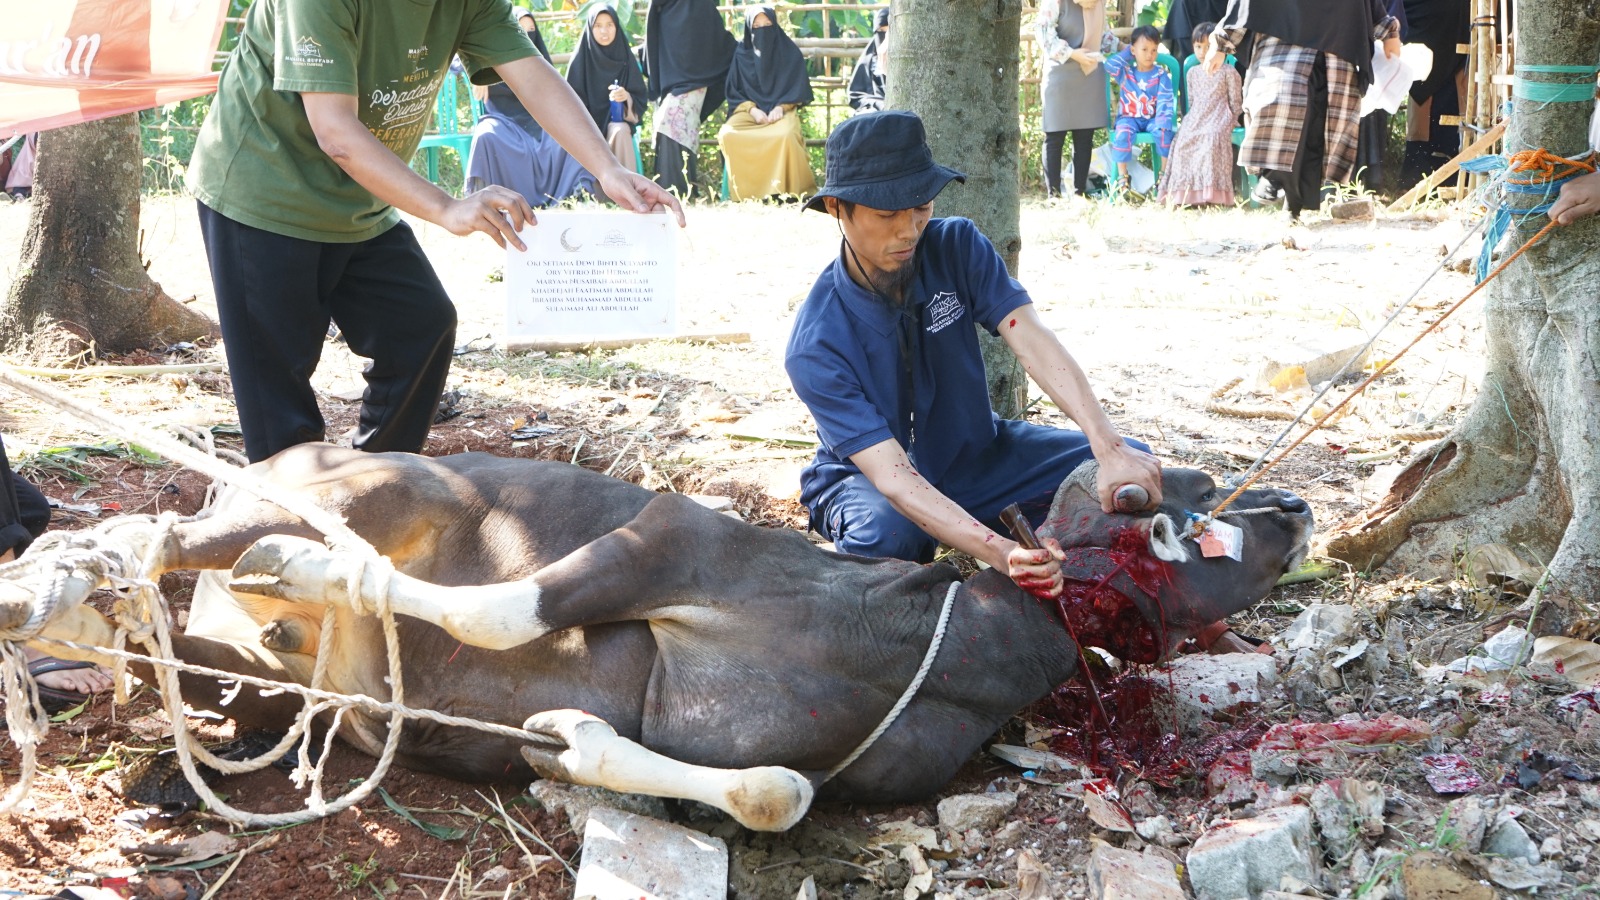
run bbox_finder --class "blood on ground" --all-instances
[1027,526,1266,785]
[1031,668,1268,787]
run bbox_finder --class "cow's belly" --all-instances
[373,621,658,782]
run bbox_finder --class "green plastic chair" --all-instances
[1105,51,1181,191]
[418,68,481,188]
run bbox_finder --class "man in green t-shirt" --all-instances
[188,0,683,463]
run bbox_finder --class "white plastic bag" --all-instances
[1361,41,1435,116]
[1087,143,1155,194]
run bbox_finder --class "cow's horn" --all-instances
[1147,513,1189,563]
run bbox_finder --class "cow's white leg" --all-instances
[520,710,815,833]
[230,535,553,650]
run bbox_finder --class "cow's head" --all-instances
[1036,462,1314,663]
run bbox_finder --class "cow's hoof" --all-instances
[230,535,342,604]
[723,767,813,833]
[518,742,572,782]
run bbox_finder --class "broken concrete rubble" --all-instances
[1187,805,1317,900]
[575,806,729,900]
[1159,653,1280,728]
[935,792,1017,833]
[1087,845,1184,900]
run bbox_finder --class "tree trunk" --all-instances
[1325,5,1600,634]
[888,0,1029,418]
[0,114,217,360]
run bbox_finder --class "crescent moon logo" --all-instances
[559,228,583,252]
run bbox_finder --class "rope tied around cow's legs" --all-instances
[0,538,149,815]
[0,640,50,814]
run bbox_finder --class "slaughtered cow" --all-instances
[3,446,1312,831]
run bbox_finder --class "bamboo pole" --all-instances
[1475,0,1496,195]
[1461,0,1480,195]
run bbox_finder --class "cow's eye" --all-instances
[1201,489,1217,503]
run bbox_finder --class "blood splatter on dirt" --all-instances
[1031,669,1269,786]
[1419,753,1485,793]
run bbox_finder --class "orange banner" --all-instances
[0,0,229,138]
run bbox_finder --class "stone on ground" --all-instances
[1187,805,1316,900]
[1159,653,1280,728]
[528,780,668,830]
[1329,198,1377,220]
[1086,845,1184,900]
[1483,811,1540,863]
[574,806,728,900]
[1280,604,1357,651]
[936,792,1017,832]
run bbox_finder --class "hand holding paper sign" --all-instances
[596,168,687,227]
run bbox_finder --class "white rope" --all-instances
[0,367,374,557]
[0,541,137,814]
[0,641,49,814]
[1215,506,1283,518]
[826,581,959,781]
[0,367,415,825]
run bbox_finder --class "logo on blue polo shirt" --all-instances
[926,292,963,334]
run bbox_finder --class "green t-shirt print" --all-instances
[188,0,535,243]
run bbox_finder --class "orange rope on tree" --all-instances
[1206,212,1564,522]
[1502,147,1597,184]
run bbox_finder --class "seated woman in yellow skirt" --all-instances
[718,7,817,201]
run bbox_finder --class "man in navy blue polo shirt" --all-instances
[786,110,1162,599]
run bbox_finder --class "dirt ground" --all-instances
[3,193,1594,899]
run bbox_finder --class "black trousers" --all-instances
[1043,128,1097,196]
[1262,51,1330,217]
[0,440,49,557]
[198,203,457,463]
[653,134,698,198]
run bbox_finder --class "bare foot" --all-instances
[24,647,114,696]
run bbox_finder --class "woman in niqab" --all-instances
[716,6,816,201]
[848,9,889,112]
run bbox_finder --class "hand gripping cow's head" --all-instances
[1036,462,1314,664]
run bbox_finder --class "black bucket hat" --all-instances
[803,110,966,213]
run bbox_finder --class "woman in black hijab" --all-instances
[466,9,596,206]
[848,8,889,112]
[567,5,649,172]
[716,6,816,200]
[645,0,736,196]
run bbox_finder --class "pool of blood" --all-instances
[1031,527,1266,783]
[1032,669,1268,786]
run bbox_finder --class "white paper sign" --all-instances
[504,211,677,342]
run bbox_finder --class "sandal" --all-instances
[26,656,99,714]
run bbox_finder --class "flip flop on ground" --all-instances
[25,654,110,714]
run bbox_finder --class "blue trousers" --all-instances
[808,420,1151,563]
[1110,115,1174,163]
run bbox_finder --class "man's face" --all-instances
[827,197,933,293]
